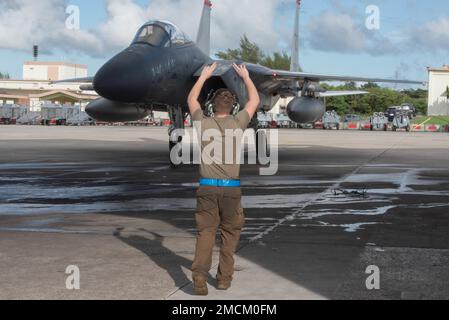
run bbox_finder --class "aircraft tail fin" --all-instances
[196,0,212,56]
[290,0,302,72]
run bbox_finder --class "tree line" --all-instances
[0,72,11,79]
[215,35,428,115]
[217,35,292,71]
[322,82,428,116]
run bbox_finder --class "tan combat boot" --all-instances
[217,281,231,291]
[193,277,208,296]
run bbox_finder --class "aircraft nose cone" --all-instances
[93,49,149,102]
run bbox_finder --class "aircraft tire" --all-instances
[169,141,182,168]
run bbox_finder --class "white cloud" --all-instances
[97,0,149,51]
[210,0,285,52]
[108,0,287,53]
[1,0,448,62]
[0,0,102,55]
[305,2,449,57]
[0,0,289,58]
[307,12,366,53]
[408,18,449,52]
[306,10,400,56]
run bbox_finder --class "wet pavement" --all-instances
[0,126,448,299]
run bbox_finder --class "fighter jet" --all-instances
[57,0,423,162]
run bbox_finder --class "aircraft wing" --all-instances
[195,61,425,86]
[319,90,368,98]
[50,77,94,84]
[269,70,425,85]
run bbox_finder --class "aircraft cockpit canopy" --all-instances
[132,20,192,47]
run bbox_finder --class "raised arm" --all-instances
[188,62,217,115]
[232,63,260,120]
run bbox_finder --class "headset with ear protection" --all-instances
[205,89,241,117]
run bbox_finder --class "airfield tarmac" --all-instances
[0,126,449,300]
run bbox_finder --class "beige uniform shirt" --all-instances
[193,109,251,180]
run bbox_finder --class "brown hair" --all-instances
[213,89,236,114]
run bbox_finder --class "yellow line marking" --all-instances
[419,117,432,126]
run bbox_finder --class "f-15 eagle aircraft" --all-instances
[57,0,424,162]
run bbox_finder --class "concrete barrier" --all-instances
[425,124,441,132]
[360,122,372,130]
[411,124,425,132]
[344,122,360,130]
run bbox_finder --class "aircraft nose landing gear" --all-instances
[168,105,186,168]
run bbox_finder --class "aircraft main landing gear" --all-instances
[249,116,270,163]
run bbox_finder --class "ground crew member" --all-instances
[187,62,260,295]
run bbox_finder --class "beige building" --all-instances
[0,79,97,108]
[428,65,449,116]
[23,61,88,81]
[0,88,97,109]
[0,79,89,92]
[1,61,95,108]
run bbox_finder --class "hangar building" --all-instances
[23,61,88,82]
[428,65,449,116]
[0,61,96,109]
[0,79,97,108]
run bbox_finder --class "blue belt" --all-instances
[200,178,241,187]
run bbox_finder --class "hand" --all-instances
[200,62,217,80]
[233,63,250,80]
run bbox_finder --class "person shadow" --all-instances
[113,227,212,296]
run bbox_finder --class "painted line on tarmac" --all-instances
[419,117,432,126]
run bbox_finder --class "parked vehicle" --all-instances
[399,103,416,118]
[64,106,93,126]
[323,111,341,130]
[392,111,411,132]
[16,108,42,125]
[40,105,66,125]
[370,112,388,131]
[298,123,314,129]
[314,119,324,129]
[0,104,21,124]
[275,114,292,128]
[385,107,400,122]
[257,113,271,129]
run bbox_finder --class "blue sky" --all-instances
[0,0,448,87]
